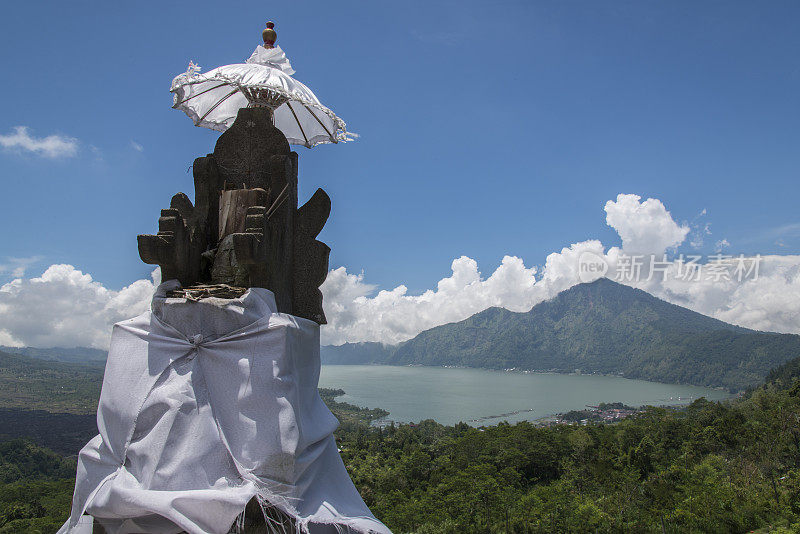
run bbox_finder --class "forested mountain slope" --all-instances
[325,278,800,391]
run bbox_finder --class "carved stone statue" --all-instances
[137,106,330,324]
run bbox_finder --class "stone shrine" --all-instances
[137,106,331,324]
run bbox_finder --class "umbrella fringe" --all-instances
[171,71,352,147]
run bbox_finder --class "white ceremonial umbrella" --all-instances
[170,22,351,148]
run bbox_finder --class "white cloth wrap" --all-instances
[171,45,350,147]
[59,282,390,534]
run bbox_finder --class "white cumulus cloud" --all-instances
[0,265,158,348]
[0,126,79,158]
[322,255,542,345]
[604,194,689,255]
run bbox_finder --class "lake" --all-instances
[319,365,732,426]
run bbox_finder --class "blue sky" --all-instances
[0,0,798,296]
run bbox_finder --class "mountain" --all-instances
[321,342,394,365]
[323,278,800,391]
[0,346,107,365]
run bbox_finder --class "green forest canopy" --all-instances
[5,353,800,532]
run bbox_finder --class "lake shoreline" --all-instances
[320,364,732,427]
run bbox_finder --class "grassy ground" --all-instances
[0,352,102,415]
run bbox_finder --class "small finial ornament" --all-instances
[262,21,277,48]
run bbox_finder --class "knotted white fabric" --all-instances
[58,281,390,534]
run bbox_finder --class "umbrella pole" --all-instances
[245,102,275,125]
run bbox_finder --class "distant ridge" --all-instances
[321,342,394,365]
[0,346,107,365]
[322,278,800,392]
